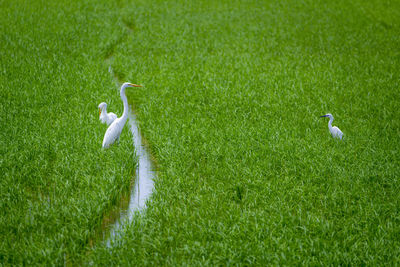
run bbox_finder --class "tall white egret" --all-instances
[102,82,142,148]
[98,102,117,126]
[320,113,344,140]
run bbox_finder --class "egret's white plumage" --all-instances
[102,82,142,148]
[98,102,117,126]
[320,113,343,140]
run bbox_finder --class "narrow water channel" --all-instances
[105,111,156,246]
[98,64,156,246]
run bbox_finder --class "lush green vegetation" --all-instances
[90,0,400,265]
[0,0,136,264]
[1,0,400,265]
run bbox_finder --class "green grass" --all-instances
[0,0,136,264]
[1,0,400,265]
[89,0,400,265]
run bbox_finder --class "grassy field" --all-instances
[2,0,400,265]
[89,0,400,265]
[0,0,136,264]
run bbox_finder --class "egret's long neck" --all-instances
[328,117,334,131]
[120,85,129,122]
[102,107,107,116]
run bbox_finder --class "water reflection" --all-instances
[106,112,155,246]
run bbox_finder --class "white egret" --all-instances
[102,82,142,148]
[98,102,117,126]
[320,113,344,140]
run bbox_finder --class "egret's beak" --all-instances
[320,115,328,118]
[128,83,142,87]
[99,108,101,116]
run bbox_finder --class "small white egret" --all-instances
[320,113,344,140]
[98,102,117,126]
[102,82,142,148]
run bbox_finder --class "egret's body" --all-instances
[98,102,117,126]
[320,113,343,140]
[102,83,142,148]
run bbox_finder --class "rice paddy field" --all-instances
[1,0,400,265]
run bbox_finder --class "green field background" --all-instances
[1,0,400,265]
